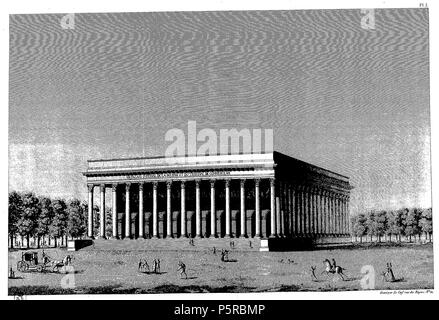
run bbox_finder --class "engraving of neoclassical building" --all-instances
[83,152,352,249]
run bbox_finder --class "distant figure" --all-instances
[157,259,161,273]
[310,266,318,281]
[383,262,396,282]
[138,258,150,272]
[213,247,216,255]
[229,241,235,249]
[221,249,229,262]
[249,241,253,248]
[178,261,187,279]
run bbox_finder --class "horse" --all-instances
[322,258,347,280]
[62,255,74,266]
[138,258,150,272]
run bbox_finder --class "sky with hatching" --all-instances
[9,9,431,214]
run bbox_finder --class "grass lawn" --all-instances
[8,243,433,295]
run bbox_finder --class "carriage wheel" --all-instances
[36,265,43,272]
[52,266,59,273]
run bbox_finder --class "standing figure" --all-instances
[157,259,161,274]
[310,266,318,281]
[178,261,187,279]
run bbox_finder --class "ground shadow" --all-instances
[139,271,168,275]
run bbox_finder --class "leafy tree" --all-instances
[36,197,53,248]
[352,213,367,243]
[365,211,377,242]
[386,210,403,242]
[404,208,421,242]
[17,192,40,248]
[50,199,68,247]
[419,208,432,242]
[93,204,100,237]
[105,207,113,238]
[8,191,22,248]
[67,199,87,239]
[375,210,387,242]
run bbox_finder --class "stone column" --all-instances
[296,187,301,234]
[180,181,186,237]
[291,186,296,235]
[166,181,172,238]
[255,179,261,238]
[276,182,282,237]
[316,189,323,235]
[327,192,331,235]
[301,188,306,234]
[210,180,216,238]
[287,183,292,236]
[225,180,231,237]
[99,184,106,238]
[270,178,276,237]
[125,183,131,239]
[280,182,285,237]
[329,192,335,235]
[152,181,158,238]
[87,184,94,238]
[310,189,315,234]
[337,195,343,235]
[307,188,312,235]
[112,184,118,238]
[195,180,201,238]
[346,196,350,235]
[317,190,322,235]
[240,179,246,238]
[323,191,328,236]
[138,183,144,239]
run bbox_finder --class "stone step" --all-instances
[88,237,261,252]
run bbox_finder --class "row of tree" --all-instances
[9,190,433,247]
[8,191,93,248]
[350,208,433,243]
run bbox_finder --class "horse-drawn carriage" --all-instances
[16,251,72,273]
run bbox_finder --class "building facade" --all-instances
[83,152,352,240]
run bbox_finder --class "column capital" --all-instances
[195,179,201,187]
[87,184,94,192]
[240,179,246,187]
[254,178,261,187]
[181,181,186,189]
[210,179,216,187]
[100,184,106,192]
[225,179,231,188]
[138,183,144,191]
[166,180,172,189]
[111,184,118,191]
[125,183,131,191]
[152,181,158,190]
[269,177,275,187]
